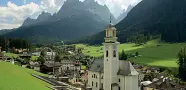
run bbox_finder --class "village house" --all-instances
[81,72,88,83]
[0,47,12,61]
[41,61,61,74]
[87,23,139,90]
[133,65,145,82]
[59,60,81,72]
[68,71,80,84]
[144,77,185,90]
[29,61,40,71]
[32,52,41,56]
[46,52,56,60]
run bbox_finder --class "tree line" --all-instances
[0,36,30,51]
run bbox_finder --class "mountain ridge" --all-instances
[67,0,186,45]
[4,0,115,44]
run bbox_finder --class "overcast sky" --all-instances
[0,0,141,30]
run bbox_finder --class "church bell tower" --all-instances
[103,20,120,90]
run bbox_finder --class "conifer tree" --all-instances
[178,46,186,81]
[120,50,128,60]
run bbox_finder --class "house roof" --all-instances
[81,73,88,79]
[89,59,103,73]
[141,81,152,86]
[43,62,61,68]
[117,61,139,76]
[89,59,138,76]
[30,61,40,67]
[146,78,185,89]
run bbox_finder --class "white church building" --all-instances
[87,23,139,90]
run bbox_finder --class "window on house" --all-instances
[96,82,98,87]
[92,81,93,86]
[92,75,93,78]
[119,78,120,82]
[119,86,120,90]
[113,50,116,57]
[106,51,108,57]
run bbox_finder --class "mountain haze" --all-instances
[69,0,186,45]
[4,0,115,44]
[22,12,52,27]
[116,5,133,24]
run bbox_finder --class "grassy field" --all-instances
[76,40,186,68]
[3,53,19,58]
[31,56,39,61]
[0,62,51,90]
[3,52,39,61]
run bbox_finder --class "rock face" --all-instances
[71,0,186,44]
[22,12,52,27]
[5,0,115,44]
[116,5,133,24]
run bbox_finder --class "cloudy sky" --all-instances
[0,0,141,30]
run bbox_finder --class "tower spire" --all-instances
[110,14,112,24]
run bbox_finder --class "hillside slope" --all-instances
[72,0,186,45]
[76,40,185,68]
[0,62,50,90]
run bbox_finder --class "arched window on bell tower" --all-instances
[113,50,116,57]
[113,30,115,37]
[106,50,108,57]
[106,30,109,37]
[113,30,116,37]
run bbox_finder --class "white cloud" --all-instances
[24,0,26,4]
[95,0,142,17]
[0,23,21,30]
[40,0,66,14]
[0,1,41,30]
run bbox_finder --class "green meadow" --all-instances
[0,62,51,90]
[76,40,186,68]
[3,52,39,61]
[3,53,19,58]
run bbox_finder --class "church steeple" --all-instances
[103,22,120,90]
[110,14,112,24]
[105,22,117,43]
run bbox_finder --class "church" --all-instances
[87,23,139,90]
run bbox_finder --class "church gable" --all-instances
[118,61,139,76]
